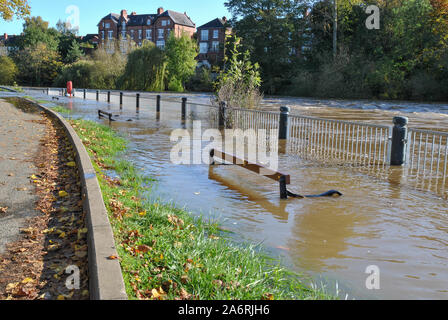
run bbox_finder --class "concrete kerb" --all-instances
[24,98,128,300]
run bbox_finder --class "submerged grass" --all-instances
[69,119,335,300]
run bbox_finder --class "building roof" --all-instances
[81,34,99,43]
[127,14,157,26]
[97,13,120,26]
[0,34,19,46]
[158,10,195,28]
[97,10,195,28]
[198,18,227,29]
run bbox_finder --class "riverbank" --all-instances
[68,118,334,300]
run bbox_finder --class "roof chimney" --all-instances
[121,10,128,19]
[157,7,164,15]
[3,33,8,40]
[131,11,136,15]
[222,17,227,23]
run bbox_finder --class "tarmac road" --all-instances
[0,98,46,253]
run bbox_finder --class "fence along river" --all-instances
[15,87,448,299]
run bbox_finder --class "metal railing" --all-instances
[288,115,392,166]
[22,86,448,197]
[407,128,448,194]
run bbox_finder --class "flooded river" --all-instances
[4,89,448,300]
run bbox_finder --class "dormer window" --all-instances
[147,19,151,25]
[105,23,110,28]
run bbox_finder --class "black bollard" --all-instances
[136,93,140,113]
[390,116,409,166]
[107,91,111,103]
[96,90,99,101]
[83,89,86,99]
[219,101,227,128]
[279,106,290,140]
[182,97,187,121]
[156,95,161,113]
[120,92,123,108]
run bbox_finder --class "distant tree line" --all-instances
[225,0,448,101]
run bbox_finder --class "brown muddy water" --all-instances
[8,89,448,300]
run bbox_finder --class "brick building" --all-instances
[197,17,232,68]
[98,7,195,53]
[0,33,19,56]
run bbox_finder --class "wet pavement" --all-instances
[0,98,46,253]
[5,89,448,300]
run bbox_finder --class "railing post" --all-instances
[96,90,99,101]
[390,116,409,166]
[107,91,111,103]
[83,89,86,99]
[136,93,140,113]
[279,175,288,199]
[120,92,123,107]
[156,95,161,113]
[182,97,187,121]
[219,101,227,128]
[279,106,290,140]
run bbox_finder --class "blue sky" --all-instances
[0,0,231,36]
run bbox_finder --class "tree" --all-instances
[0,55,17,84]
[224,0,308,94]
[165,32,198,92]
[215,35,262,109]
[118,41,166,91]
[65,39,84,64]
[14,42,63,86]
[0,0,30,20]
[18,16,59,51]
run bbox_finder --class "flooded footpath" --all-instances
[6,89,448,300]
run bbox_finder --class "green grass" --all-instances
[69,119,335,300]
[50,105,72,114]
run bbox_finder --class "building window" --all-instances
[147,19,151,25]
[130,30,134,39]
[212,41,219,52]
[201,30,209,41]
[213,30,219,39]
[158,29,164,39]
[106,23,110,28]
[199,42,208,54]
[138,30,142,39]
[146,30,152,39]
[101,31,105,40]
[108,31,113,40]
[162,20,167,27]
[156,40,165,49]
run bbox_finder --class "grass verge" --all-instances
[69,119,334,300]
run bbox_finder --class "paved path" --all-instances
[0,98,46,253]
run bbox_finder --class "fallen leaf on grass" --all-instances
[58,190,69,198]
[107,255,119,260]
[0,207,8,214]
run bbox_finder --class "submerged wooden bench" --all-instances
[98,110,116,122]
[209,149,343,200]
[209,149,292,199]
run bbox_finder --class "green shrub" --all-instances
[0,56,17,85]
